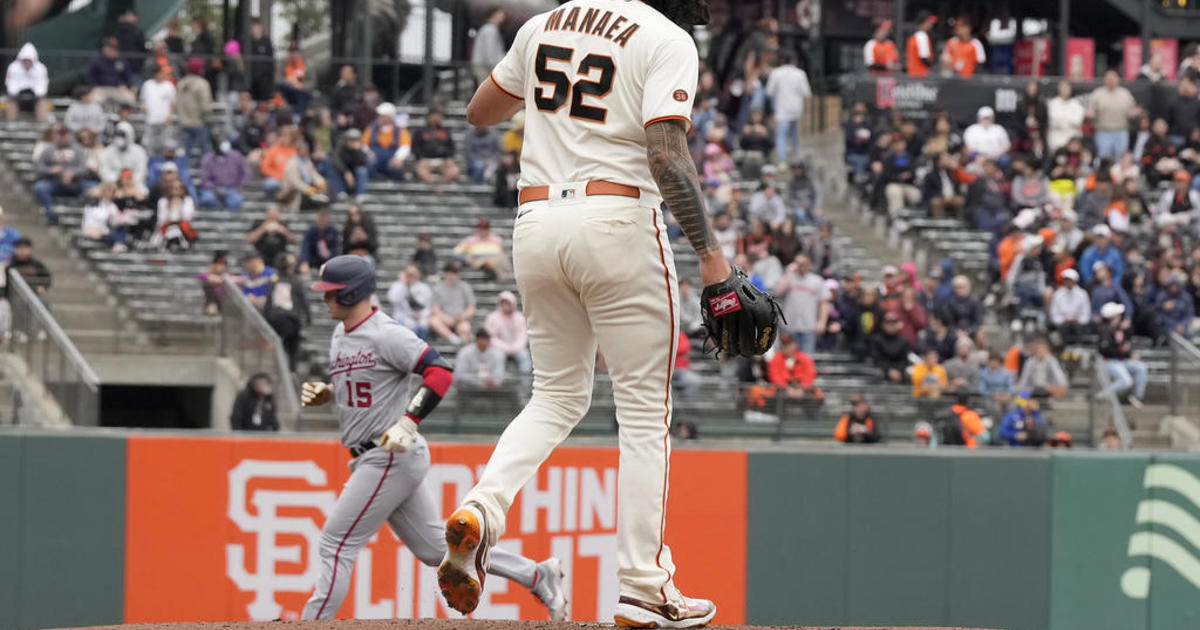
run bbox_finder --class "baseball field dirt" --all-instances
[59,621,994,630]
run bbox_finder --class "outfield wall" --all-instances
[1,432,1198,630]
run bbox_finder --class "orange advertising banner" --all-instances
[124,436,746,624]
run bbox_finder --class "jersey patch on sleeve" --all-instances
[673,89,689,102]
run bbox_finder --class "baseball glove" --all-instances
[700,266,784,358]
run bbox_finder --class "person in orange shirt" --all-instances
[260,127,299,200]
[767,332,823,402]
[946,19,986,77]
[833,393,880,443]
[906,11,938,77]
[278,40,312,112]
[942,393,987,448]
[364,102,412,180]
[863,20,899,73]
[911,347,948,398]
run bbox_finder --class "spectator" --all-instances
[912,348,948,398]
[944,337,979,394]
[330,65,361,117]
[804,221,841,277]
[484,291,531,374]
[1006,234,1047,309]
[299,209,339,273]
[863,20,899,72]
[34,124,93,224]
[887,285,926,344]
[1089,262,1133,323]
[263,252,310,369]
[187,17,216,78]
[147,140,197,199]
[493,150,521,208]
[833,393,880,443]
[677,278,704,338]
[1097,302,1147,407]
[326,128,370,199]
[1010,155,1050,208]
[1155,170,1200,222]
[471,8,507,84]
[1079,225,1124,285]
[938,275,982,334]
[351,83,382,129]
[0,208,20,264]
[978,351,1015,406]
[906,11,937,77]
[1099,426,1122,450]
[229,374,279,431]
[938,393,988,448]
[455,329,507,388]
[364,103,411,180]
[1167,78,1200,140]
[502,113,525,155]
[81,182,134,250]
[76,128,102,181]
[767,332,823,402]
[278,41,312,112]
[5,43,48,121]
[238,251,275,308]
[923,151,966,219]
[154,179,196,251]
[748,182,786,229]
[413,105,461,184]
[999,393,1047,447]
[1046,81,1085,153]
[466,126,503,184]
[786,161,820,223]
[843,102,873,176]
[963,106,1011,161]
[237,103,273,162]
[454,217,508,280]
[740,108,773,155]
[913,422,934,446]
[870,311,912,383]
[764,50,810,164]
[246,20,275,102]
[387,264,433,338]
[342,204,378,253]
[430,262,476,343]
[1156,271,1198,338]
[1050,268,1092,345]
[260,128,299,199]
[110,8,147,70]
[1016,337,1070,399]
[164,19,185,54]
[141,39,181,82]
[775,254,829,354]
[880,137,919,217]
[671,331,700,394]
[412,232,438,279]
[1088,70,1141,160]
[7,237,50,295]
[86,37,138,105]
[246,207,296,265]
[197,250,229,315]
[199,140,250,210]
[945,18,986,77]
[1139,51,1165,83]
[64,86,106,136]
[279,141,328,211]
[139,64,176,156]
[176,58,212,159]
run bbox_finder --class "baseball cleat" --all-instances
[438,503,490,615]
[614,594,716,628]
[531,556,570,621]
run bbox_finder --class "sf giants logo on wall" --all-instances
[1120,464,1200,600]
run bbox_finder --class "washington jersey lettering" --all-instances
[490,0,699,208]
[327,308,427,446]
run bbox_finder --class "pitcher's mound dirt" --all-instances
[59,620,994,630]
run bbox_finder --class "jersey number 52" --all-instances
[534,44,615,123]
[345,381,373,408]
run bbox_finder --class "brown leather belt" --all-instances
[518,180,640,205]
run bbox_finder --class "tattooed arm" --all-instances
[646,119,732,286]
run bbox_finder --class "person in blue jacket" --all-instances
[999,391,1047,447]
[1078,224,1124,285]
[1156,271,1197,337]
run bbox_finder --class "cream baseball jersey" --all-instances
[489,0,699,207]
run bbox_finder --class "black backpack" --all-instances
[936,408,966,446]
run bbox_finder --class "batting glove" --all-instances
[380,416,420,453]
[301,381,332,407]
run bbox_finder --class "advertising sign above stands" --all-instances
[1123,37,1179,82]
[1065,38,1096,79]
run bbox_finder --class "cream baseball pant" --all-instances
[464,193,682,605]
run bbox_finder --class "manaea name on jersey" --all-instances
[543,5,641,47]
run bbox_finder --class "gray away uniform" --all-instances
[302,309,538,620]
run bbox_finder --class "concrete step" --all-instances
[51,304,122,330]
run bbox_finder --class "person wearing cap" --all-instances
[1089,261,1133,322]
[869,311,912,383]
[278,40,313,112]
[765,49,811,164]
[139,63,177,157]
[199,139,249,211]
[833,393,880,444]
[776,254,829,355]
[86,37,138,104]
[413,105,462,184]
[1078,224,1124,285]
[387,264,433,339]
[999,392,1046,447]
[1097,301,1147,407]
[913,422,934,446]
[321,127,369,200]
[148,138,197,200]
[364,102,411,181]
[1088,69,1141,160]
[1155,169,1200,220]
[484,290,531,374]
[863,20,899,73]
[963,106,1011,161]
[978,351,1015,407]
[5,42,49,122]
[945,18,985,77]
[7,236,50,296]
[260,127,301,199]
[905,11,938,77]
[748,181,787,230]
[279,140,329,211]
[1005,233,1047,310]
[455,328,508,389]
[176,57,212,159]
[33,123,94,225]
[1050,268,1091,345]
[911,347,948,399]
[453,217,509,280]
[1155,271,1198,337]
[1016,337,1069,399]
[430,262,477,344]
[767,331,822,403]
[237,250,277,308]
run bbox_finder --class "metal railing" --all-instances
[1167,332,1200,435]
[5,269,100,425]
[1090,354,1133,450]
[218,276,301,430]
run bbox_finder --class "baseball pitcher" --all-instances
[437,0,780,628]
[299,255,568,621]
